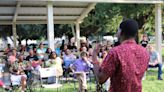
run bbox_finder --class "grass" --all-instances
[142,69,164,92]
[33,69,164,92]
[0,70,163,92]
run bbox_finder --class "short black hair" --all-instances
[120,19,139,38]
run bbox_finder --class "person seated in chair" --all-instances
[26,49,38,62]
[71,52,93,92]
[9,54,27,92]
[148,45,163,80]
[44,52,63,84]
[26,49,41,70]
[63,49,76,77]
[26,49,42,71]
[46,52,63,77]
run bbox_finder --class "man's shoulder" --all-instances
[26,55,30,59]
[112,43,147,52]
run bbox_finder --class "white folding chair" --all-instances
[39,68,62,92]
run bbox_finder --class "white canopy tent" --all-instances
[0,0,163,62]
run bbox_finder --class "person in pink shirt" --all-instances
[92,19,150,92]
[8,49,17,64]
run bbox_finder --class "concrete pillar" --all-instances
[12,23,17,48]
[71,24,76,45]
[71,24,76,38]
[47,1,55,51]
[155,4,162,63]
[75,22,80,49]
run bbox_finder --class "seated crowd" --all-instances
[0,37,163,92]
[1,40,113,92]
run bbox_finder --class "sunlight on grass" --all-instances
[0,70,163,92]
[142,69,164,92]
[35,69,164,92]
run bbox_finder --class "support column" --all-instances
[12,23,17,48]
[155,4,162,63]
[47,1,55,51]
[75,22,80,49]
[71,24,76,38]
[71,24,76,45]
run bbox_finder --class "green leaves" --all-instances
[16,24,47,41]
[81,4,164,37]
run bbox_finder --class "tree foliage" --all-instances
[16,24,47,44]
[0,4,164,43]
[81,3,160,37]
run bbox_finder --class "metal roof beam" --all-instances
[76,3,96,23]
[41,0,164,4]
[13,1,21,23]
[0,20,74,24]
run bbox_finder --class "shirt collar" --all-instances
[121,39,136,45]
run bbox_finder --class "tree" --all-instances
[16,24,47,45]
[81,3,164,38]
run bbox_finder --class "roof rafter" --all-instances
[13,1,21,23]
[0,20,74,24]
[43,0,164,4]
[76,3,96,23]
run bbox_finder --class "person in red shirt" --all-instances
[92,19,150,92]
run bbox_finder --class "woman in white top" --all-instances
[46,52,63,77]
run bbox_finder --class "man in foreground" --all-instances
[92,19,150,92]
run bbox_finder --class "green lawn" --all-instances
[35,69,164,92]
[142,69,164,92]
[0,70,163,92]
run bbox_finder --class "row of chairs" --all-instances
[1,55,103,92]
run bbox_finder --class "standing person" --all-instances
[92,19,150,92]
[60,40,65,51]
[148,45,163,80]
[140,34,149,48]
[102,51,110,92]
